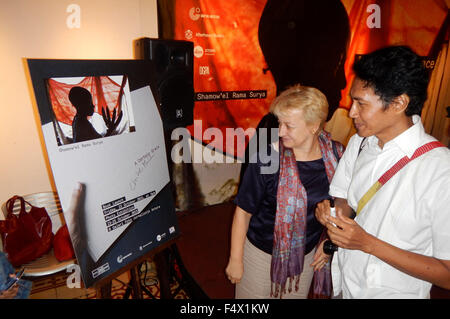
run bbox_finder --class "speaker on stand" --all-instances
[134,37,197,209]
[133,38,207,299]
[134,37,194,131]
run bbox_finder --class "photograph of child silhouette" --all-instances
[69,86,123,143]
[46,75,134,146]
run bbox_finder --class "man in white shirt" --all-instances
[316,45,450,298]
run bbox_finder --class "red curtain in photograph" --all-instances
[47,76,125,126]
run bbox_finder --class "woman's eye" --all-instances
[279,123,295,129]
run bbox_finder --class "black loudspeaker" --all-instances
[134,37,194,131]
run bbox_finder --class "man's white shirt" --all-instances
[329,115,450,298]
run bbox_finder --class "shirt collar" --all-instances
[369,115,425,158]
[368,115,425,157]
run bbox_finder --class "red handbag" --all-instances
[53,225,75,262]
[0,195,53,267]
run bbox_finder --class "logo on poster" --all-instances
[194,45,204,58]
[185,29,193,40]
[199,66,210,75]
[189,7,201,21]
[205,48,216,56]
[156,233,167,242]
[117,253,132,264]
[196,32,224,39]
[189,7,220,21]
[139,240,153,251]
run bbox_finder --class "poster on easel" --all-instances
[26,59,180,288]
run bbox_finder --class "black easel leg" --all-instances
[97,281,112,299]
[154,249,172,299]
[130,266,143,299]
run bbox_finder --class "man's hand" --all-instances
[316,198,355,227]
[315,199,332,226]
[65,182,86,251]
[326,211,373,253]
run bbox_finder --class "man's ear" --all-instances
[391,94,410,114]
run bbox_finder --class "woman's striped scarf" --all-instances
[271,130,343,298]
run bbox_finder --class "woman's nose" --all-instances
[278,124,286,137]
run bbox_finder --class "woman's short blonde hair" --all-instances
[270,84,329,126]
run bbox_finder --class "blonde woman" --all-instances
[225,84,344,298]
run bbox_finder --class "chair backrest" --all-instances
[0,192,76,276]
[0,192,66,234]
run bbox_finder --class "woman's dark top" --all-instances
[234,145,330,255]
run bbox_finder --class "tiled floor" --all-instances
[176,202,235,299]
[29,267,131,299]
[28,261,165,299]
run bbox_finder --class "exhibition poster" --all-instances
[27,59,179,287]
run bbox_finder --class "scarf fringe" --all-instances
[270,275,301,299]
[270,270,332,299]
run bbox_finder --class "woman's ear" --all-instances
[311,122,322,135]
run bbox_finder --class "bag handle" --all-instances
[0,196,24,233]
[5,195,27,218]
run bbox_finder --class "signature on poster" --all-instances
[130,146,160,190]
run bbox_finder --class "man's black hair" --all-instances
[353,45,429,116]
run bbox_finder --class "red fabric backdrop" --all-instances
[159,0,447,157]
